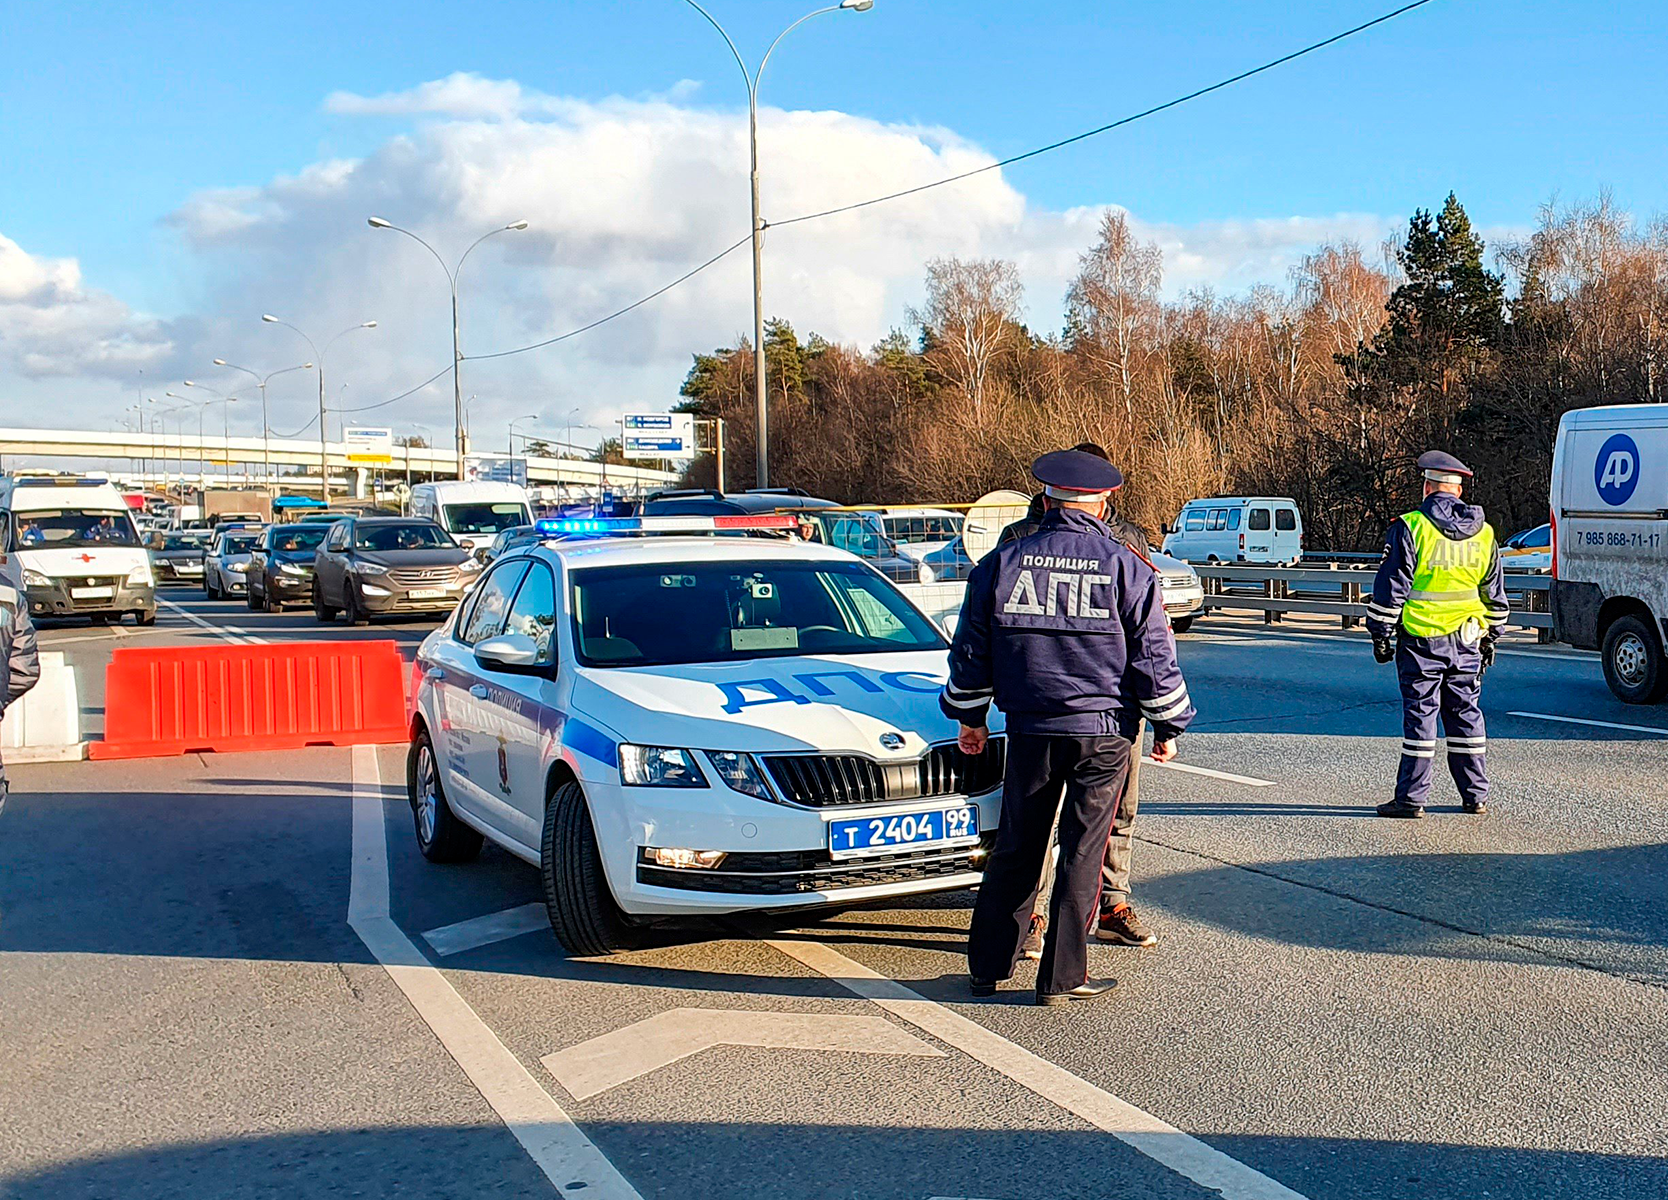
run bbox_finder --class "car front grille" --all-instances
[387,566,458,587]
[1160,572,1196,590]
[763,739,1006,808]
[636,833,996,895]
[67,576,125,605]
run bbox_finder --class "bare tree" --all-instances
[910,257,1025,417]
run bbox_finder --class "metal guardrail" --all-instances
[1195,563,1553,639]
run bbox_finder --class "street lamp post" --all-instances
[212,359,313,489]
[681,0,873,488]
[180,382,240,486]
[508,413,539,455]
[367,217,529,483]
[260,316,377,503]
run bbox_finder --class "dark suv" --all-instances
[312,516,481,625]
[639,489,926,584]
[247,522,330,612]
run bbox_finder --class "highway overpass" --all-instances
[0,427,677,492]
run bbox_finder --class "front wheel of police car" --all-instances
[543,780,645,956]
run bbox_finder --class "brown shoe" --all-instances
[1096,903,1158,947]
[1021,914,1046,961]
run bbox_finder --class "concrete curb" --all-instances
[2,650,84,761]
[6,741,90,763]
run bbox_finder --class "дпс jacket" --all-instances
[942,506,1194,741]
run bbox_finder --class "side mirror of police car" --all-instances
[475,632,542,674]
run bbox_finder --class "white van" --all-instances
[881,507,965,561]
[1550,403,1668,703]
[408,481,534,554]
[0,474,156,624]
[1161,497,1303,565]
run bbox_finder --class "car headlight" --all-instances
[917,561,932,584]
[619,745,708,788]
[22,569,50,588]
[460,558,484,572]
[355,562,389,576]
[705,751,772,800]
[126,565,153,586]
[228,562,249,573]
[280,563,310,576]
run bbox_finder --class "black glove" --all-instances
[1479,636,1497,672]
[1372,634,1395,664]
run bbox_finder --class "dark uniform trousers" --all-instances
[969,731,1132,994]
[1395,632,1488,807]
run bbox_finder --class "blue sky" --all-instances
[2,0,1664,440]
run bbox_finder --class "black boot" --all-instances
[1376,799,1425,819]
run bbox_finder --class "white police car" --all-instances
[406,514,1005,955]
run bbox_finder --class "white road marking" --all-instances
[157,597,266,645]
[1508,711,1668,737]
[422,902,550,956]
[349,745,644,1200]
[542,1007,945,1101]
[768,938,1309,1200]
[1142,757,1276,787]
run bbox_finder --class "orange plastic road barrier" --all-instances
[91,640,408,759]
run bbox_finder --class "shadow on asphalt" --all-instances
[6,1123,1664,1200]
[1140,843,1668,984]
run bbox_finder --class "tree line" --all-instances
[675,194,1668,549]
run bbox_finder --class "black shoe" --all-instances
[1037,977,1117,1006]
[1376,800,1425,819]
[969,977,999,997]
[1462,799,1488,814]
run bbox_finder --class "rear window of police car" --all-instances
[569,559,945,667]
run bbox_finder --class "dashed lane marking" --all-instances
[350,745,644,1200]
[767,938,1309,1200]
[1508,711,1668,737]
[157,597,266,645]
[541,1007,945,1101]
[1141,757,1276,787]
[422,902,549,956]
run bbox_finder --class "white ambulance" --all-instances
[1550,403,1668,703]
[0,474,156,625]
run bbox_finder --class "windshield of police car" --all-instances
[569,559,946,667]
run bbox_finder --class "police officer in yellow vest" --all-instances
[1366,452,1510,818]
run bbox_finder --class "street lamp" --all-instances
[213,358,313,488]
[681,0,873,487]
[182,381,241,485]
[260,316,377,502]
[367,216,530,482]
[508,413,539,455]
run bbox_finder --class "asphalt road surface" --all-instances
[3,602,1665,1199]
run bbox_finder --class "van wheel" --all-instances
[1171,616,1194,634]
[408,726,482,862]
[541,781,644,956]
[134,610,156,627]
[1602,615,1668,704]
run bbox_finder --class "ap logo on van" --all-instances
[1595,433,1640,506]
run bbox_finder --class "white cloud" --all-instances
[0,77,1406,453]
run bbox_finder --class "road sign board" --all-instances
[344,426,394,465]
[464,454,529,486]
[622,412,696,460]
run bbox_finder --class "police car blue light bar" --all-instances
[534,514,799,537]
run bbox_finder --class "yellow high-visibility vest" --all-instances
[1398,510,1493,637]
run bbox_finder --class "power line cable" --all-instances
[770,0,1440,230]
[465,232,752,362]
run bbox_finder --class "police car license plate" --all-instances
[407,587,445,600]
[71,586,114,599]
[828,805,979,859]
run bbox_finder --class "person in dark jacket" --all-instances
[945,449,1194,1005]
[1366,451,1509,818]
[0,569,43,818]
[996,442,1159,954]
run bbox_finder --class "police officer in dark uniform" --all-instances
[944,450,1194,1005]
[1367,451,1509,818]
